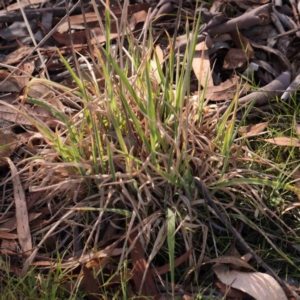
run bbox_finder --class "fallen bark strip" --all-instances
[250,41,292,72]
[194,177,300,300]
[175,4,272,52]
[219,70,291,114]
[206,4,272,36]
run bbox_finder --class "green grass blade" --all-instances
[167,208,175,296]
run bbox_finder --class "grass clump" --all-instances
[1,4,300,299]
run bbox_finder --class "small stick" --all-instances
[272,27,300,39]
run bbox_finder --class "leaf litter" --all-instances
[0,0,300,299]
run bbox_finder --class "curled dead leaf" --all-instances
[213,264,288,300]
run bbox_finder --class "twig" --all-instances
[193,177,300,300]
[272,27,300,39]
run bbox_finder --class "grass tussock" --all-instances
[1,4,300,299]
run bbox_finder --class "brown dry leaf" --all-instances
[213,264,288,300]
[56,12,103,33]
[154,248,192,275]
[53,26,118,46]
[6,158,32,254]
[192,41,214,88]
[205,256,255,271]
[0,104,58,126]
[13,62,34,88]
[238,121,269,137]
[0,70,20,93]
[84,248,192,286]
[97,216,121,247]
[129,231,158,298]
[0,127,18,167]
[15,131,31,145]
[231,31,254,51]
[174,32,197,51]
[26,191,46,211]
[52,31,87,46]
[214,281,250,298]
[0,80,20,93]
[27,82,54,98]
[0,239,18,255]
[79,265,100,300]
[0,106,34,125]
[1,212,43,232]
[0,231,19,240]
[264,137,300,147]
[0,47,35,65]
[223,48,252,69]
[53,9,148,47]
[81,247,193,288]
[129,10,148,28]
[224,244,242,257]
[56,3,150,33]
[38,92,66,113]
[201,75,249,101]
